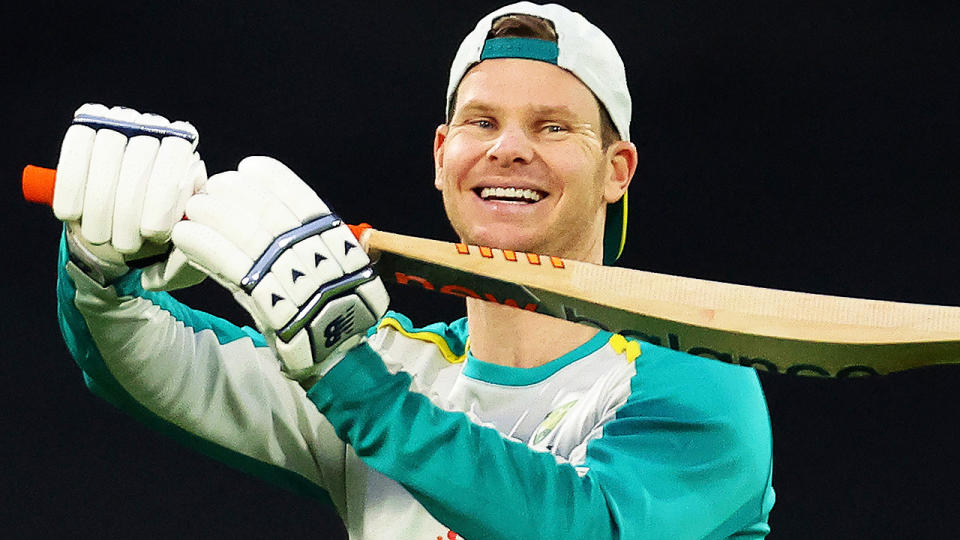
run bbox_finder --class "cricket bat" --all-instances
[24,165,960,378]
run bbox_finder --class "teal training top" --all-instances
[57,233,774,539]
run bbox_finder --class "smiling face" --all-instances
[434,58,635,263]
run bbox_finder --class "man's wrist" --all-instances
[284,334,366,390]
[305,340,390,402]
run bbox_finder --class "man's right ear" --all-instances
[433,124,448,191]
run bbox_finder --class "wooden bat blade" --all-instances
[357,228,960,377]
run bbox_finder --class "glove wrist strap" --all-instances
[65,225,130,286]
[284,335,363,389]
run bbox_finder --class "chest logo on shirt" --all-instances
[532,400,578,446]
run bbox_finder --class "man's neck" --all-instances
[465,297,600,369]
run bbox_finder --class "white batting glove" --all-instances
[54,103,207,290]
[171,156,390,385]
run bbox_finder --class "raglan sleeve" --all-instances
[56,230,348,513]
[306,340,775,539]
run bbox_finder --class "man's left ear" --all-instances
[603,140,638,203]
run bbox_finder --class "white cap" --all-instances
[445,2,631,142]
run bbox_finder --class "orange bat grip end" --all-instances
[347,222,373,241]
[23,165,56,206]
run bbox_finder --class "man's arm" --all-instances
[57,229,349,512]
[49,104,351,514]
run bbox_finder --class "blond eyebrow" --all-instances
[452,100,498,117]
[454,101,591,122]
[527,104,582,119]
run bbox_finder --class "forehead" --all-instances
[454,58,601,120]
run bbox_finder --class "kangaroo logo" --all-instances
[532,400,578,446]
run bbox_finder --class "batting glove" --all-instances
[54,103,207,290]
[171,156,390,386]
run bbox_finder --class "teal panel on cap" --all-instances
[480,37,559,64]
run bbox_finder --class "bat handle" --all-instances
[21,164,374,243]
[22,165,56,206]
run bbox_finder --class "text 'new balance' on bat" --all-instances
[24,165,960,377]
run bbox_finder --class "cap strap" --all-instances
[603,193,628,265]
[480,37,559,64]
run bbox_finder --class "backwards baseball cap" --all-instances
[445,2,632,265]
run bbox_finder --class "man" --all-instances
[52,3,774,538]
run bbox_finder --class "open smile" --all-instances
[473,186,547,204]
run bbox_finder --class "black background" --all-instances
[4,1,959,538]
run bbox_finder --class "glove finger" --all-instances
[238,156,330,222]
[320,225,370,273]
[171,220,252,285]
[270,249,321,306]
[75,103,112,117]
[206,170,301,235]
[249,272,299,330]
[291,235,344,284]
[183,190,274,261]
[111,135,160,253]
[234,157,367,272]
[80,127,130,244]
[237,166,305,232]
[356,277,390,319]
[139,111,171,128]
[176,207,301,333]
[244,234,345,310]
[173,157,207,227]
[169,120,200,151]
[53,124,96,221]
[141,136,194,241]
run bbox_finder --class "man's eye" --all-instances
[545,124,566,133]
[472,119,493,128]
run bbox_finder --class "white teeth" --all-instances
[479,187,543,202]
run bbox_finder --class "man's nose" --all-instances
[485,125,534,166]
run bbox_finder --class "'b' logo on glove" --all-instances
[324,307,357,348]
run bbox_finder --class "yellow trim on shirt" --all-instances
[377,317,468,364]
[609,334,642,363]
